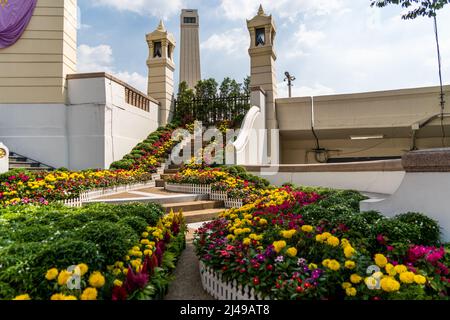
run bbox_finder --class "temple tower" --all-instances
[247,5,279,163]
[146,20,176,126]
[179,9,201,89]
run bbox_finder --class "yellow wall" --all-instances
[0,0,77,104]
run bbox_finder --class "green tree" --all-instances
[219,77,242,97]
[243,76,251,96]
[195,78,218,99]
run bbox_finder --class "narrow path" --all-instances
[164,229,213,300]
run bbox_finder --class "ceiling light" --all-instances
[350,135,384,140]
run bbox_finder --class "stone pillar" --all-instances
[361,148,450,242]
[179,9,201,89]
[247,5,279,164]
[146,21,176,126]
[0,142,9,173]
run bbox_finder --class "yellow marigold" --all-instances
[226,234,235,241]
[346,287,357,297]
[281,229,296,239]
[385,263,396,276]
[374,254,388,268]
[342,282,352,289]
[57,270,73,286]
[301,225,314,233]
[399,271,415,284]
[272,240,287,253]
[326,236,340,247]
[141,232,149,238]
[80,287,98,301]
[243,238,251,246]
[144,249,153,256]
[350,274,363,284]
[345,260,356,270]
[341,238,350,248]
[414,275,427,285]
[365,277,378,289]
[45,268,59,281]
[380,277,400,292]
[13,294,31,300]
[309,263,318,270]
[394,264,408,274]
[64,295,77,300]
[113,279,123,287]
[322,259,331,267]
[50,293,66,300]
[88,271,105,288]
[344,246,356,259]
[328,260,341,271]
[77,263,89,276]
[286,247,298,257]
[141,239,150,245]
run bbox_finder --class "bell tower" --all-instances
[146,20,176,126]
[247,5,279,163]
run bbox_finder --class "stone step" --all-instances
[183,208,225,224]
[164,168,179,174]
[163,200,224,214]
[155,179,165,188]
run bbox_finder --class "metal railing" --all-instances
[174,95,250,126]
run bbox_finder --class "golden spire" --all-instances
[157,20,166,32]
[257,4,265,16]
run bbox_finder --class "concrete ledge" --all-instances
[402,148,450,172]
[245,159,404,173]
[67,72,160,105]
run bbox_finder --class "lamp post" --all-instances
[284,71,296,98]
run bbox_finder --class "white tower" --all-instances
[179,9,201,89]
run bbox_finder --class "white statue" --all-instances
[0,142,9,173]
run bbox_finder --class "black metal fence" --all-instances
[174,95,250,127]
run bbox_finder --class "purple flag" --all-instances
[0,0,38,49]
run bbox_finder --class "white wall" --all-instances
[0,104,69,168]
[0,75,160,170]
[361,172,450,242]
[67,76,159,170]
[248,170,405,195]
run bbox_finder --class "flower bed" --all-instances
[0,203,185,300]
[194,186,450,300]
[0,123,182,207]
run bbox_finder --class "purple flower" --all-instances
[275,256,284,263]
[256,254,265,262]
[297,258,307,266]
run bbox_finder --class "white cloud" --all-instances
[91,0,183,18]
[277,82,336,98]
[77,44,147,92]
[218,0,347,21]
[78,44,114,73]
[201,28,248,55]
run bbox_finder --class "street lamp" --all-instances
[284,71,296,98]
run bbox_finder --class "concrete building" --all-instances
[179,9,201,89]
[0,0,164,170]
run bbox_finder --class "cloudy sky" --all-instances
[77,0,450,98]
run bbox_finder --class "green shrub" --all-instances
[374,219,422,245]
[358,211,385,224]
[119,216,148,234]
[394,212,441,245]
[75,222,138,265]
[110,159,134,170]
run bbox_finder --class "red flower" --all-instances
[112,286,128,300]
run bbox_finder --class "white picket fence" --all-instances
[59,158,173,208]
[199,261,272,300]
[224,198,244,208]
[209,190,244,208]
[165,183,211,194]
[60,180,156,207]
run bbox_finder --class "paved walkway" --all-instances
[164,228,213,300]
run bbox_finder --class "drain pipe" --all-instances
[310,96,328,163]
